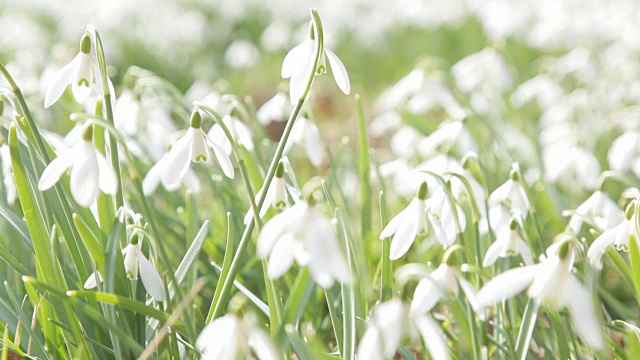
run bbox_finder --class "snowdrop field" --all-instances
[2,0,640,359]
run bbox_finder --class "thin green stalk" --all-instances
[515,298,539,360]
[379,191,392,301]
[206,8,326,323]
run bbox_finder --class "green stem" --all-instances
[515,298,539,360]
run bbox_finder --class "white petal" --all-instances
[70,142,99,207]
[234,121,254,152]
[267,234,295,280]
[196,316,237,359]
[380,202,410,239]
[257,203,304,257]
[207,124,231,155]
[302,120,324,167]
[414,315,450,360]
[96,151,118,195]
[71,53,94,104]
[324,48,351,95]
[248,328,279,360]
[139,252,165,301]
[38,147,78,191]
[163,129,194,186]
[483,239,503,267]
[123,244,139,279]
[281,40,312,79]
[210,141,235,179]
[307,218,351,286]
[587,224,620,269]
[567,275,604,350]
[476,265,539,307]
[410,278,441,314]
[356,327,384,360]
[143,159,164,196]
[83,272,101,289]
[190,130,210,163]
[389,215,419,260]
[457,276,485,321]
[517,239,535,266]
[288,41,315,105]
[44,54,79,108]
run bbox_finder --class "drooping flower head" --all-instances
[196,314,278,360]
[38,124,117,207]
[281,12,350,105]
[587,200,638,269]
[244,159,299,225]
[483,217,534,267]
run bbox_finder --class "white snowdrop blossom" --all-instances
[356,299,450,360]
[564,190,624,234]
[44,33,99,108]
[488,169,529,232]
[196,314,278,360]
[380,182,429,260]
[257,200,351,288]
[38,125,117,207]
[477,240,604,350]
[483,218,534,267]
[409,263,484,320]
[608,131,640,177]
[244,160,298,225]
[207,113,254,155]
[587,201,638,269]
[281,19,350,105]
[425,188,466,248]
[162,111,234,187]
[142,147,201,196]
[285,115,324,167]
[122,234,165,302]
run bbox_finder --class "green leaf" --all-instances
[0,203,32,250]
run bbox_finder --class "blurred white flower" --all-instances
[488,169,529,233]
[483,218,533,267]
[244,160,299,225]
[256,92,291,125]
[162,111,234,187]
[564,190,623,234]
[0,145,16,205]
[257,200,351,288]
[44,33,99,108]
[38,125,117,207]
[207,113,254,154]
[285,115,324,167]
[196,314,278,360]
[281,23,350,105]
[409,263,484,320]
[122,234,165,302]
[224,39,260,69]
[356,299,450,360]
[587,201,638,269]
[477,240,604,350]
[608,132,640,177]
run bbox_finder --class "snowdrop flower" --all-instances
[256,92,291,125]
[483,218,534,267]
[489,169,529,214]
[38,124,117,207]
[425,188,466,248]
[281,18,350,105]
[587,201,638,269]
[408,260,484,320]
[356,299,449,360]
[0,145,16,205]
[477,240,604,350]
[608,132,640,176]
[162,111,234,187]
[44,33,98,108]
[285,114,324,167]
[380,182,429,260]
[196,314,278,360]
[257,197,350,288]
[122,233,165,302]
[142,145,201,196]
[244,160,298,225]
[207,112,254,155]
[564,190,624,234]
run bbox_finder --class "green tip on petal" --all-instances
[80,34,92,54]
[509,168,520,181]
[276,161,285,178]
[81,124,93,141]
[558,241,570,260]
[130,233,139,245]
[509,218,518,230]
[190,111,202,129]
[625,201,636,220]
[77,78,90,87]
[417,181,429,200]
